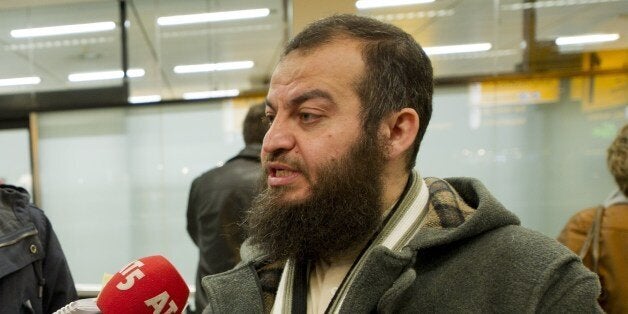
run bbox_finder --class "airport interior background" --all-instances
[0,0,626,301]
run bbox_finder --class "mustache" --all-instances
[261,152,313,186]
[263,152,307,174]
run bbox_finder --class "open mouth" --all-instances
[266,163,301,186]
[273,169,296,177]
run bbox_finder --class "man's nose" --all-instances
[262,116,295,155]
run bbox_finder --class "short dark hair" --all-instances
[243,103,268,145]
[283,14,433,170]
[608,124,628,196]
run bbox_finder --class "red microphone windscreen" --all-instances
[96,255,190,314]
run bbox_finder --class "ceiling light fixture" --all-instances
[174,61,254,74]
[157,8,270,26]
[423,43,492,55]
[356,0,435,10]
[371,9,455,22]
[501,0,621,11]
[555,33,620,46]
[68,68,145,82]
[183,89,240,100]
[128,95,162,104]
[0,76,41,87]
[11,21,116,38]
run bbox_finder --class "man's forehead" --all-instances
[270,40,364,87]
[284,34,363,57]
[278,38,363,69]
[265,38,365,111]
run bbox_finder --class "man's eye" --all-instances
[263,115,275,125]
[300,113,319,123]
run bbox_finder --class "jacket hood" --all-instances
[405,177,520,252]
[0,184,30,210]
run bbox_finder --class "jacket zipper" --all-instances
[0,228,38,248]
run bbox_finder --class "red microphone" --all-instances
[96,255,190,314]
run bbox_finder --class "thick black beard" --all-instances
[245,132,386,262]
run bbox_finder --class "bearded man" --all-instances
[200,14,602,313]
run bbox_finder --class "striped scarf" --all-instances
[270,171,430,314]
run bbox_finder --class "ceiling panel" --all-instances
[0,0,626,104]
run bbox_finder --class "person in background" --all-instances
[559,123,628,313]
[199,14,602,313]
[0,184,77,313]
[186,103,267,312]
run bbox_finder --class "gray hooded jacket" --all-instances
[201,175,602,313]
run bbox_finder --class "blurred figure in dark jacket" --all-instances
[0,184,77,313]
[559,123,628,314]
[186,103,267,312]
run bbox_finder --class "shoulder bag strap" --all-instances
[578,206,604,273]
[590,205,604,273]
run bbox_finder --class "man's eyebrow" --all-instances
[290,89,335,108]
[265,89,335,112]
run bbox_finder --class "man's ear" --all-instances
[380,108,419,160]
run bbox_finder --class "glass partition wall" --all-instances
[0,128,32,192]
[0,0,626,294]
[36,99,261,287]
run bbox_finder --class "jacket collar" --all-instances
[236,143,262,161]
[225,144,262,164]
[603,189,628,208]
[0,184,30,210]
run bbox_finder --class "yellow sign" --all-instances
[571,74,628,111]
[570,50,628,111]
[470,78,560,106]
